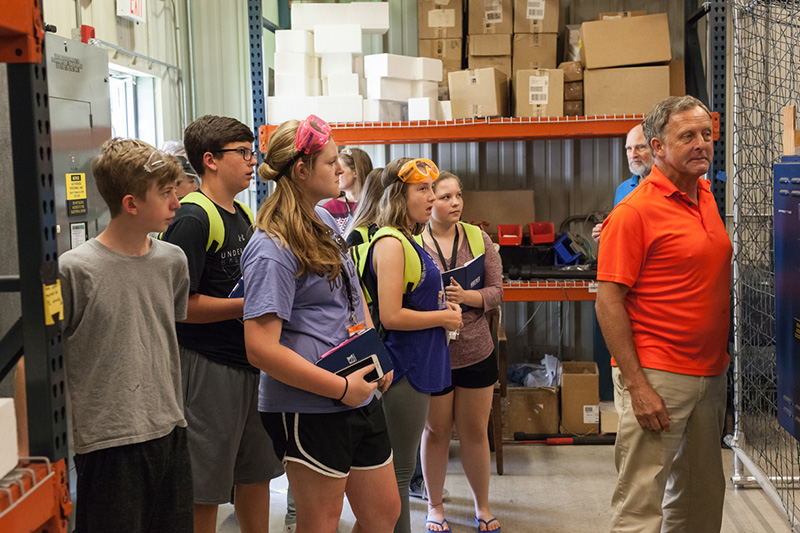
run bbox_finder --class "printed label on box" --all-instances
[429,9,455,28]
[434,0,451,5]
[583,405,600,424]
[526,0,545,20]
[528,75,548,105]
[469,104,483,116]
[485,0,503,24]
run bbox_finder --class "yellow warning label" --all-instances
[794,317,800,341]
[66,173,86,201]
[43,280,64,326]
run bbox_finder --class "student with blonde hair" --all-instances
[241,115,400,533]
[364,158,463,533]
[321,147,373,233]
[345,166,384,247]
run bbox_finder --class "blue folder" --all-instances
[315,328,394,383]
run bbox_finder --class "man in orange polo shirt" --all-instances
[596,95,731,533]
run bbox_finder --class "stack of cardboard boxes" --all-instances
[558,60,583,116]
[512,0,561,118]
[580,12,673,115]
[418,0,464,101]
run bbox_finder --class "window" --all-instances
[108,67,159,146]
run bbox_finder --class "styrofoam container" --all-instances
[363,99,408,122]
[275,30,314,54]
[315,95,365,123]
[274,52,319,77]
[366,77,413,102]
[364,54,419,80]
[0,399,17,479]
[325,73,362,96]
[267,96,316,124]
[439,100,453,121]
[292,2,389,34]
[275,74,320,97]
[417,57,444,82]
[314,24,363,54]
[408,97,440,121]
[320,53,363,77]
[412,80,439,99]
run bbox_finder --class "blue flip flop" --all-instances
[475,516,502,532]
[425,515,451,532]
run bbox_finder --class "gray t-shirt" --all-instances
[241,207,372,413]
[59,238,190,454]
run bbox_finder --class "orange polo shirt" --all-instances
[597,165,732,376]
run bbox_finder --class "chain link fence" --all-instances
[732,1,800,528]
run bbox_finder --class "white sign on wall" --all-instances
[117,0,146,24]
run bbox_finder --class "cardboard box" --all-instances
[419,38,463,64]
[558,61,583,82]
[468,34,512,56]
[514,68,563,118]
[448,68,508,119]
[460,189,535,236]
[559,361,599,435]
[0,399,17,479]
[503,386,559,440]
[564,100,583,116]
[468,55,512,80]
[669,60,686,96]
[580,13,671,70]
[600,401,619,434]
[512,33,558,73]
[514,0,559,34]
[418,0,463,39]
[469,0,513,35]
[584,65,669,115]
[595,10,647,21]
[564,80,583,101]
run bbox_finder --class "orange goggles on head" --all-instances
[398,158,440,183]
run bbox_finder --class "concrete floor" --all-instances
[216,442,792,532]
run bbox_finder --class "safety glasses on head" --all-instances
[398,158,440,184]
[295,115,331,156]
[143,150,169,173]
[273,115,332,182]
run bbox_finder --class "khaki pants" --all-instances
[610,367,727,533]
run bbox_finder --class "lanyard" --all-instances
[428,224,459,271]
[334,233,358,325]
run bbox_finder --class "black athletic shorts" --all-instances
[260,397,392,478]
[432,349,499,396]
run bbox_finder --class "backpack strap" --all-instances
[370,226,423,295]
[172,192,254,252]
[459,221,485,257]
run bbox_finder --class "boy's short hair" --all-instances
[183,115,254,177]
[93,138,183,217]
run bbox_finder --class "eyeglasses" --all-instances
[215,147,257,162]
[398,158,440,184]
[144,150,169,173]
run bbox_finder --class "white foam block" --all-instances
[408,97,440,121]
[363,99,408,122]
[364,54,418,80]
[366,77,413,102]
[314,24,363,54]
[267,96,316,124]
[412,80,439,99]
[292,3,389,34]
[315,95,364,123]
[274,52,319,77]
[325,73,362,96]
[275,74,320,97]
[275,30,314,54]
[416,57,444,82]
[439,100,453,121]
[0,399,18,479]
[320,53,363,77]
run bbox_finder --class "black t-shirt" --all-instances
[162,195,255,371]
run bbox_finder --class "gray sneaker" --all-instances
[408,479,449,501]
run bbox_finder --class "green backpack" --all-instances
[160,191,254,251]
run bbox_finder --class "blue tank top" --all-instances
[369,232,451,393]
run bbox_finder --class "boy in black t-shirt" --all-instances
[162,115,283,533]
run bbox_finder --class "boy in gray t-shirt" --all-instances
[59,138,192,532]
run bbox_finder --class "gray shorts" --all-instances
[180,346,284,504]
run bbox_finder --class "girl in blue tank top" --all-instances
[369,158,463,533]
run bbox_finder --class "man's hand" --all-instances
[628,381,671,433]
[592,223,602,243]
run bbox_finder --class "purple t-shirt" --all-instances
[241,207,372,413]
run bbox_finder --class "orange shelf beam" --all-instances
[0,458,72,533]
[502,280,598,302]
[260,113,718,147]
